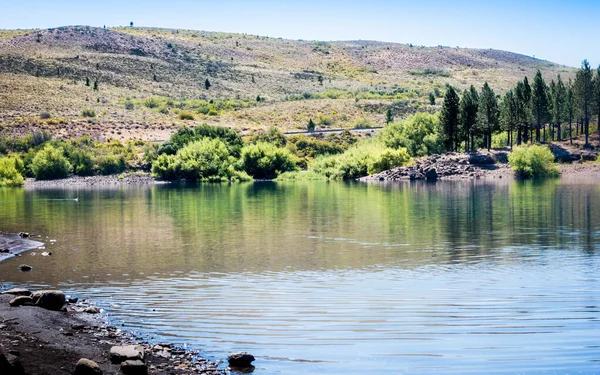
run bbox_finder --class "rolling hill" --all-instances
[0,25,575,141]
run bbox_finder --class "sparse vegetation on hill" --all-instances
[0,25,574,141]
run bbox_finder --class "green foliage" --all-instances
[351,118,375,129]
[408,68,451,77]
[96,154,126,175]
[178,111,195,120]
[310,140,410,179]
[429,93,436,105]
[40,112,52,119]
[152,138,248,181]
[31,145,73,179]
[508,145,559,178]
[159,124,243,156]
[440,86,460,151]
[237,142,298,179]
[276,170,328,181]
[81,109,96,118]
[477,82,500,149]
[144,98,159,108]
[248,126,287,148]
[385,109,394,124]
[378,112,444,157]
[205,78,211,90]
[307,119,316,133]
[0,156,25,187]
[68,148,95,176]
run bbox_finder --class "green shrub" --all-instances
[124,101,135,110]
[276,170,327,181]
[351,118,375,129]
[158,107,169,114]
[178,111,195,120]
[69,148,95,176]
[31,145,72,179]
[378,112,443,156]
[0,156,25,187]
[310,141,410,179]
[40,112,52,119]
[207,109,219,116]
[159,125,243,156]
[144,98,159,108]
[237,142,298,179]
[248,127,287,148]
[508,145,558,178]
[81,109,96,118]
[152,138,248,181]
[96,154,126,175]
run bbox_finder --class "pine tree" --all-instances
[594,65,600,138]
[256,95,261,102]
[531,70,549,143]
[501,90,518,148]
[429,93,436,105]
[385,109,394,124]
[440,86,460,151]
[566,79,574,145]
[551,75,566,142]
[85,77,90,87]
[522,77,533,143]
[307,119,316,133]
[477,82,500,151]
[93,79,98,91]
[205,78,211,90]
[574,60,593,146]
[459,86,479,152]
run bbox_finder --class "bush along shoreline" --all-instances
[1,114,596,187]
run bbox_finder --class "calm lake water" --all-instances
[1,180,600,374]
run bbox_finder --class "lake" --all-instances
[1,180,599,374]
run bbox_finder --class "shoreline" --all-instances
[0,235,232,375]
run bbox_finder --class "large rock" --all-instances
[468,153,495,165]
[73,358,102,375]
[424,167,438,181]
[227,352,255,368]
[120,360,147,375]
[109,345,145,364]
[1,288,31,296]
[9,296,33,307]
[31,290,66,311]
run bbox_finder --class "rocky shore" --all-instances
[0,235,255,375]
[361,151,513,182]
[24,174,165,188]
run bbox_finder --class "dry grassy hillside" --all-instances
[0,25,574,141]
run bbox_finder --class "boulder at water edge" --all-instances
[227,352,256,368]
[1,288,31,296]
[120,360,148,375]
[31,290,66,311]
[109,345,145,364]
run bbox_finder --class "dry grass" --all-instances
[0,25,576,141]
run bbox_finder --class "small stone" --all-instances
[73,358,102,375]
[84,306,101,314]
[17,265,33,272]
[1,289,31,296]
[227,352,255,368]
[120,360,147,375]
[109,345,145,364]
[71,324,85,330]
[18,232,30,238]
[9,296,33,307]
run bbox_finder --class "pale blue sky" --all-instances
[1,0,597,67]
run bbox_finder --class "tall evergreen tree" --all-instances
[532,70,550,143]
[594,65,600,138]
[440,86,460,151]
[551,75,566,142]
[574,59,593,146]
[514,81,531,145]
[385,108,394,124]
[522,77,533,143]
[477,83,500,151]
[501,90,518,148]
[567,79,574,145]
[459,86,479,151]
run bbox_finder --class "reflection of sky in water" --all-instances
[1,180,599,374]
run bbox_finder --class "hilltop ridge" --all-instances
[0,25,574,140]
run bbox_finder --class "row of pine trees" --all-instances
[440,60,600,151]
